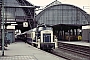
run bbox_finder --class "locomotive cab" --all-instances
[37,29,58,50]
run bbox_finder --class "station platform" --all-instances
[0,41,65,60]
[58,41,90,47]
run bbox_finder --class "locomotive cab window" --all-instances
[43,33,51,42]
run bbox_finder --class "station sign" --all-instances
[23,22,28,27]
[82,25,90,29]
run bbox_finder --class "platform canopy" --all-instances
[53,24,82,30]
[36,0,89,26]
[0,0,39,32]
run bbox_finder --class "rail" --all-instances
[58,42,90,58]
[51,41,90,60]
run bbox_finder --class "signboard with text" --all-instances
[23,22,28,27]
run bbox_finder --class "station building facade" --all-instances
[36,0,90,42]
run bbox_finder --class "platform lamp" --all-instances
[1,0,5,56]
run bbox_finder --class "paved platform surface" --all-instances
[0,41,66,60]
[0,55,37,60]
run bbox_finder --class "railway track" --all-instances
[51,41,90,60]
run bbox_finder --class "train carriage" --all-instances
[16,26,58,50]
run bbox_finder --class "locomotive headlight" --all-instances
[54,38,57,42]
[37,39,40,42]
